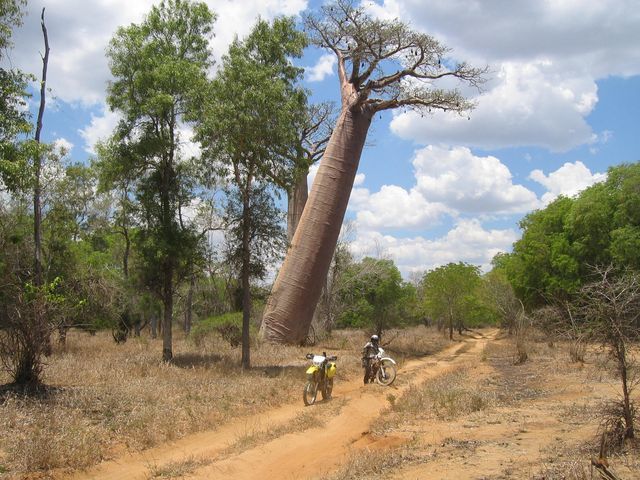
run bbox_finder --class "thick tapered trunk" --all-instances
[261,107,372,343]
[287,168,309,243]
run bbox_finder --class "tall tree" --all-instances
[336,256,405,335]
[421,262,482,340]
[285,102,335,242]
[261,0,487,343]
[105,0,216,361]
[196,17,306,368]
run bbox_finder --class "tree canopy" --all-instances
[501,162,640,308]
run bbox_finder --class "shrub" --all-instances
[191,312,257,348]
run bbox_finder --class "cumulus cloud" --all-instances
[529,161,607,205]
[395,0,640,78]
[350,219,518,276]
[9,0,308,106]
[305,53,336,82]
[350,184,451,230]
[412,145,540,214]
[78,108,121,155]
[372,1,640,152]
[391,61,597,152]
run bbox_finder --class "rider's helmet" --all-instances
[370,334,379,345]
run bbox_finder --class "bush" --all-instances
[191,312,257,348]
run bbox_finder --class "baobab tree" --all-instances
[286,102,334,243]
[261,0,487,344]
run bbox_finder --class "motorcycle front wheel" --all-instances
[321,378,333,400]
[375,360,397,386]
[303,381,318,406]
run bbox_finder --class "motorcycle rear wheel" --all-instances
[321,378,333,400]
[375,360,397,386]
[303,381,318,406]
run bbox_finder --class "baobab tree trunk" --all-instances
[261,107,372,343]
[286,168,309,243]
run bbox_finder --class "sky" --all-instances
[4,0,640,278]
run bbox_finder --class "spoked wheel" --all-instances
[375,360,397,386]
[303,381,318,406]
[321,378,333,400]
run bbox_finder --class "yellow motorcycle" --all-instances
[303,352,337,406]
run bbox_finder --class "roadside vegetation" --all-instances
[1,0,639,478]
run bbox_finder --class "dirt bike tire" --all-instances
[303,381,318,406]
[375,360,397,386]
[321,378,333,400]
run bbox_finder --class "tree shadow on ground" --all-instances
[256,365,303,379]
[0,382,64,402]
[171,353,223,369]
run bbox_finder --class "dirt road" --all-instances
[68,330,494,479]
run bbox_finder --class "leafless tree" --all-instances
[576,266,639,443]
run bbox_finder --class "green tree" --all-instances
[505,196,577,308]
[421,262,482,340]
[337,257,405,335]
[0,0,31,191]
[196,17,306,367]
[262,0,487,344]
[504,162,640,309]
[105,0,216,361]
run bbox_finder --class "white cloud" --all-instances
[305,53,336,82]
[177,124,202,160]
[52,137,73,156]
[351,219,518,276]
[412,145,540,214]
[391,61,597,152]
[351,184,451,230]
[395,0,640,79]
[370,1,640,152]
[78,108,121,155]
[529,161,607,205]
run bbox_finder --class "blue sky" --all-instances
[5,0,640,278]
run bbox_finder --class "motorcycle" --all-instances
[371,347,397,386]
[303,352,337,406]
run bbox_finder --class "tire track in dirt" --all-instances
[67,330,496,480]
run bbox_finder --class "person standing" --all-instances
[361,334,380,384]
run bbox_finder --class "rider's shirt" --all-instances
[362,341,380,359]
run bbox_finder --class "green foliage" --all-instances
[502,162,640,308]
[421,262,495,336]
[0,0,31,191]
[195,16,306,366]
[336,257,409,333]
[191,312,257,347]
[104,0,217,358]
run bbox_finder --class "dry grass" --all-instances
[0,326,439,477]
[319,441,429,480]
[372,364,495,437]
[146,455,211,479]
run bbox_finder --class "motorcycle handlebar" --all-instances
[305,353,338,361]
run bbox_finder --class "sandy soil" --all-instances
[62,330,639,480]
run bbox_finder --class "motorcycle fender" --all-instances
[380,357,396,365]
[326,362,337,379]
[306,365,319,381]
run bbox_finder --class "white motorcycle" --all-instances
[371,347,397,386]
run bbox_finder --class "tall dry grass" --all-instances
[3,326,446,477]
